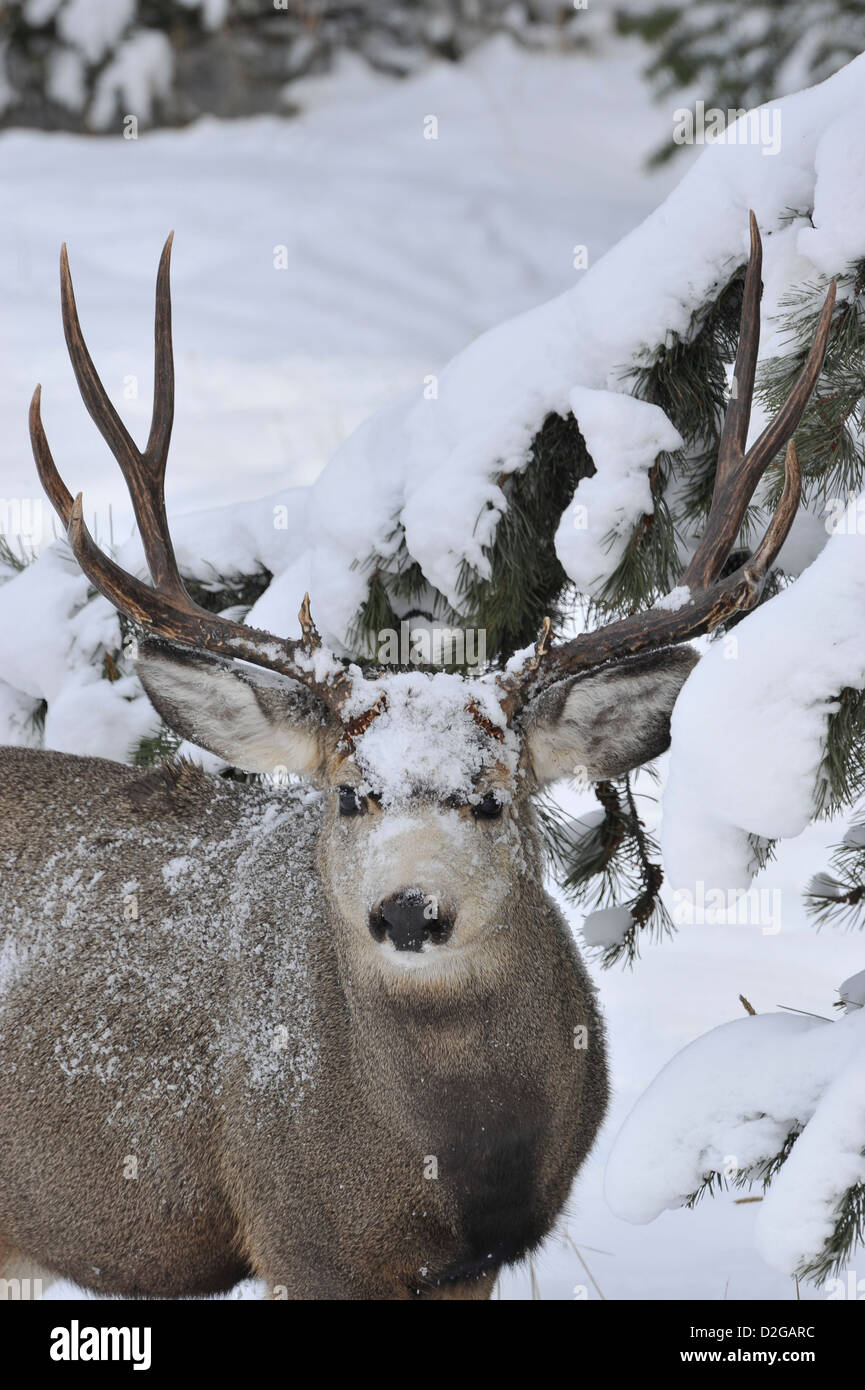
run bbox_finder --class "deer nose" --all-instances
[369,891,453,952]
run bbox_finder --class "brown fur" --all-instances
[0,745,607,1300]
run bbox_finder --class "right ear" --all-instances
[135,638,332,777]
[522,646,698,787]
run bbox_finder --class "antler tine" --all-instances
[746,438,801,580]
[715,209,762,486]
[682,218,835,591]
[144,232,175,473]
[60,490,330,680]
[499,443,801,719]
[31,239,362,724]
[30,384,74,527]
[498,215,835,722]
[60,235,185,598]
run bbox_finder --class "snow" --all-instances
[582,905,634,949]
[797,112,865,277]
[757,1034,865,1273]
[605,1002,865,1276]
[839,969,865,1011]
[555,387,682,598]
[46,46,88,113]
[56,0,135,67]
[606,1012,826,1224]
[663,501,865,892]
[0,544,93,700]
[161,854,194,887]
[653,585,690,612]
[349,670,516,806]
[44,670,159,763]
[88,31,174,130]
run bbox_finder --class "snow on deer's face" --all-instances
[319,672,524,970]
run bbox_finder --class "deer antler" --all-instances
[498,213,836,721]
[30,235,355,718]
[30,221,836,748]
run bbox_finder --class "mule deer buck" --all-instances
[0,216,833,1300]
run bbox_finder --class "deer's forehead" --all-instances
[335,673,518,804]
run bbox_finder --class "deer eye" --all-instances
[338,786,366,817]
[473,793,503,820]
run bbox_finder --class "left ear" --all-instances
[523,646,698,786]
[135,638,333,778]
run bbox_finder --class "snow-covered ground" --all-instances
[2,33,861,1301]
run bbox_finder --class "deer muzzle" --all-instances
[369,890,453,953]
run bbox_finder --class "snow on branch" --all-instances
[267,51,865,649]
[663,501,865,892]
[605,1004,865,1280]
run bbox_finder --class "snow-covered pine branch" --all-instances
[605,993,865,1283]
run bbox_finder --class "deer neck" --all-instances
[331,873,576,1279]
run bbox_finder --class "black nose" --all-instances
[369,891,453,952]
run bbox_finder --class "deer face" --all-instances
[317,673,523,967]
[320,783,524,966]
[136,643,697,973]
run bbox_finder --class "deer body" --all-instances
[0,744,606,1299]
[1,216,833,1299]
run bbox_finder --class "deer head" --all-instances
[30,217,834,967]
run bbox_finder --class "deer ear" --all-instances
[523,647,698,786]
[136,638,331,777]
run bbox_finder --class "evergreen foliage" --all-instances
[801,1176,865,1284]
[457,411,594,659]
[617,0,865,163]
[806,817,865,931]
[758,256,865,508]
[539,771,672,966]
[0,1,588,132]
